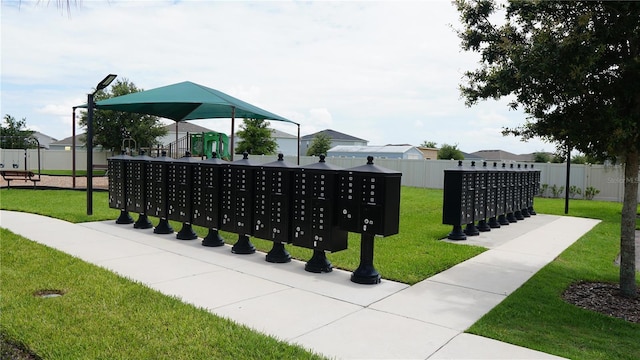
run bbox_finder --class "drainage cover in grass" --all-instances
[33,289,65,298]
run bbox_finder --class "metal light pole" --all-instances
[87,74,117,215]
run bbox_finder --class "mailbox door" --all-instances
[442,170,463,225]
[146,159,169,218]
[220,165,235,232]
[108,159,126,210]
[192,161,224,229]
[167,162,193,223]
[338,172,361,233]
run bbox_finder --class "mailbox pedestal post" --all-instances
[351,233,381,284]
[232,234,255,254]
[305,250,333,273]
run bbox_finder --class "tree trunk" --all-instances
[620,148,638,298]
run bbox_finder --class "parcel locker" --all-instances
[192,155,226,229]
[107,151,132,211]
[220,153,256,235]
[291,155,348,252]
[166,153,201,223]
[338,156,401,237]
[253,154,296,243]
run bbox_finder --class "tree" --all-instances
[79,79,167,153]
[421,140,438,148]
[533,151,551,163]
[456,0,639,296]
[437,143,464,160]
[571,154,587,165]
[306,133,332,156]
[235,118,278,155]
[0,114,36,149]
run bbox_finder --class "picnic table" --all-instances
[0,170,40,188]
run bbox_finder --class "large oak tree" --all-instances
[455,0,639,296]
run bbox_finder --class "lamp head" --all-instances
[95,74,117,93]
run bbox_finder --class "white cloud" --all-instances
[1,0,553,154]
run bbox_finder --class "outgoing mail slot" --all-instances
[338,156,401,237]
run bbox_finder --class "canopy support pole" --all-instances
[72,107,77,189]
[230,106,236,161]
[297,124,300,165]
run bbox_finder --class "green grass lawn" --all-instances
[469,197,640,360]
[1,187,639,359]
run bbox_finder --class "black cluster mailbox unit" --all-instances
[107,153,402,285]
[338,156,402,284]
[442,160,540,240]
[292,155,348,273]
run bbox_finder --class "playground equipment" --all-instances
[191,132,230,160]
[0,136,41,186]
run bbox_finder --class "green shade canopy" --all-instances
[82,81,297,125]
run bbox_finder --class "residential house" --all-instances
[327,145,424,160]
[300,129,368,156]
[470,149,535,163]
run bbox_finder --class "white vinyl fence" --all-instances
[0,148,632,202]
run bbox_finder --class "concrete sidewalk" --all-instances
[0,210,599,359]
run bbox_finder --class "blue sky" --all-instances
[1,0,552,154]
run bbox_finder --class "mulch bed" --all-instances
[562,281,640,323]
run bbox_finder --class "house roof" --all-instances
[470,149,534,162]
[301,129,367,142]
[271,129,297,139]
[50,134,83,146]
[162,121,213,133]
[328,145,417,154]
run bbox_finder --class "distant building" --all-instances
[417,146,438,160]
[301,129,368,156]
[327,145,424,160]
[470,149,534,162]
[49,134,104,151]
[158,121,214,147]
[31,131,58,149]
